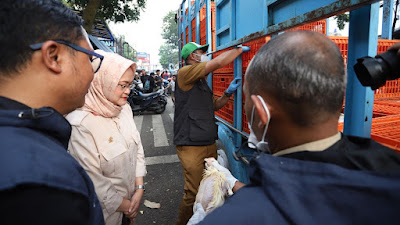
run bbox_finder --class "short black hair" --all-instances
[0,0,84,77]
[156,69,160,73]
[247,31,346,126]
[150,72,155,75]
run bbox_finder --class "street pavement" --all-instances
[134,96,185,225]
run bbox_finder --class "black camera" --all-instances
[354,50,400,90]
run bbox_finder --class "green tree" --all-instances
[64,0,146,32]
[335,2,393,32]
[124,43,137,61]
[159,10,179,70]
[159,44,179,69]
[335,13,349,30]
[161,11,179,48]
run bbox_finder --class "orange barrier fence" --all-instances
[373,97,400,117]
[242,103,250,134]
[191,19,196,42]
[208,22,400,154]
[339,115,400,153]
[212,47,234,74]
[182,2,216,50]
[213,74,234,96]
[213,36,400,132]
[214,96,234,124]
[181,33,183,49]
[242,36,271,75]
[329,37,400,98]
[185,27,189,45]
[199,2,216,50]
[286,20,327,35]
[371,115,400,152]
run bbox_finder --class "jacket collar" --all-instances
[0,96,30,110]
[0,97,71,149]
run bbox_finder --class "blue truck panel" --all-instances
[235,0,265,40]
[178,0,393,182]
[344,3,379,138]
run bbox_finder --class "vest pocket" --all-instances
[188,111,217,142]
[99,143,127,176]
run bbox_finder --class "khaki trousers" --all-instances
[175,143,217,225]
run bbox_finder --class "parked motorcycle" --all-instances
[128,87,167,114]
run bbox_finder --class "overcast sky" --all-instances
[109,0,182,69]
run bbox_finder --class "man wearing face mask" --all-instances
[197,31,400,225]
[174,42,249,225]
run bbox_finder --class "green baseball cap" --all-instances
[181,42,209,60]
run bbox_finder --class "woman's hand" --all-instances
[124,189,144,223]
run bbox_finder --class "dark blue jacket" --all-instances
[0,105,104,225]
[199,137,400,225]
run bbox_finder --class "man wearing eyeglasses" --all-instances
[0,1,104,225]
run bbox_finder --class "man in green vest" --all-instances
[174,42,250,225]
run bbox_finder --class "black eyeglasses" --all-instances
[29,40,104,73]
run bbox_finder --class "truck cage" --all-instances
[177,0,399,182]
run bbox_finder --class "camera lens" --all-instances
[354,57,388,90]
[354,50,400,90]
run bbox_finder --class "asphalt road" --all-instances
[134,96,185,225]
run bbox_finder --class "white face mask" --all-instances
[247,95,271,153]
[193,53,210,62]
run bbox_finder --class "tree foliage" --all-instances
[335,13,349,30]
[161,11,179,49]
[159,10,179,70]
[159,45,179,70]
[65,0,146,32]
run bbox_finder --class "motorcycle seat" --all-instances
[140,91,160,98]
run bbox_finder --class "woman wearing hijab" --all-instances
[66,50,146,225]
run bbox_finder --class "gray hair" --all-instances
[246,31,346,126]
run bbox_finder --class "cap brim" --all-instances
[198,44,209,53]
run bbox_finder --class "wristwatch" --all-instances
[224,90,233,97]
[136,185,145,191]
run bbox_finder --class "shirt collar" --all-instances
[273,132,342,156]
